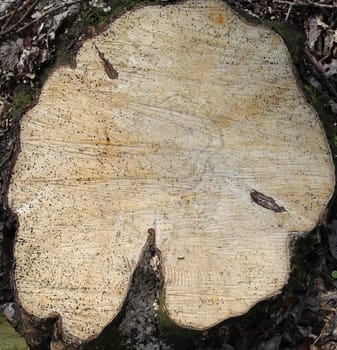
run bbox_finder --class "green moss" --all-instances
[333,136,337,149]
[0,316,28,350]
[10,84,37,120]
[156,292,174,339]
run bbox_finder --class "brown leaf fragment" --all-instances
[94,44,118,80]
[250,190,285,212]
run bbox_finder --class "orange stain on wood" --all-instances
[208,12,225,25]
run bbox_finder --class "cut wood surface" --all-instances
[8,0,335,342]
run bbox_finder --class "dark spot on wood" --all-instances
[147,228,156,254]
[147,228,156,246]
[147,228,155,236]
[94,44,118,80]
[250,190,285,212]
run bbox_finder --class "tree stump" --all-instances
[8,0,335,344]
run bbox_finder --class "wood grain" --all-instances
[8,0,335,342]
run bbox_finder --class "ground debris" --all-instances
[0,0,85,119]
[328,220,337,259]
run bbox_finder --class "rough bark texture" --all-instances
[7,0,335,344]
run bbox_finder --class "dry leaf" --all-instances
[323,30,337,57]
[0,39,23,71]
[307,16,328,50]
[0,0,16,14]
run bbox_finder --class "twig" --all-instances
[2,0,22,30]
[274,0,337,9]
[16,0,86,34]
[285,4,293,21]
[15,0,39,28]
[0,0,39,36]
[0,149,12,169]
[304,48,337,100]
[313,318,330,345]
[0,0,86,38]
[0,0,31,21]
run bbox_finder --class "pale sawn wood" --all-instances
[8,0,335,342]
